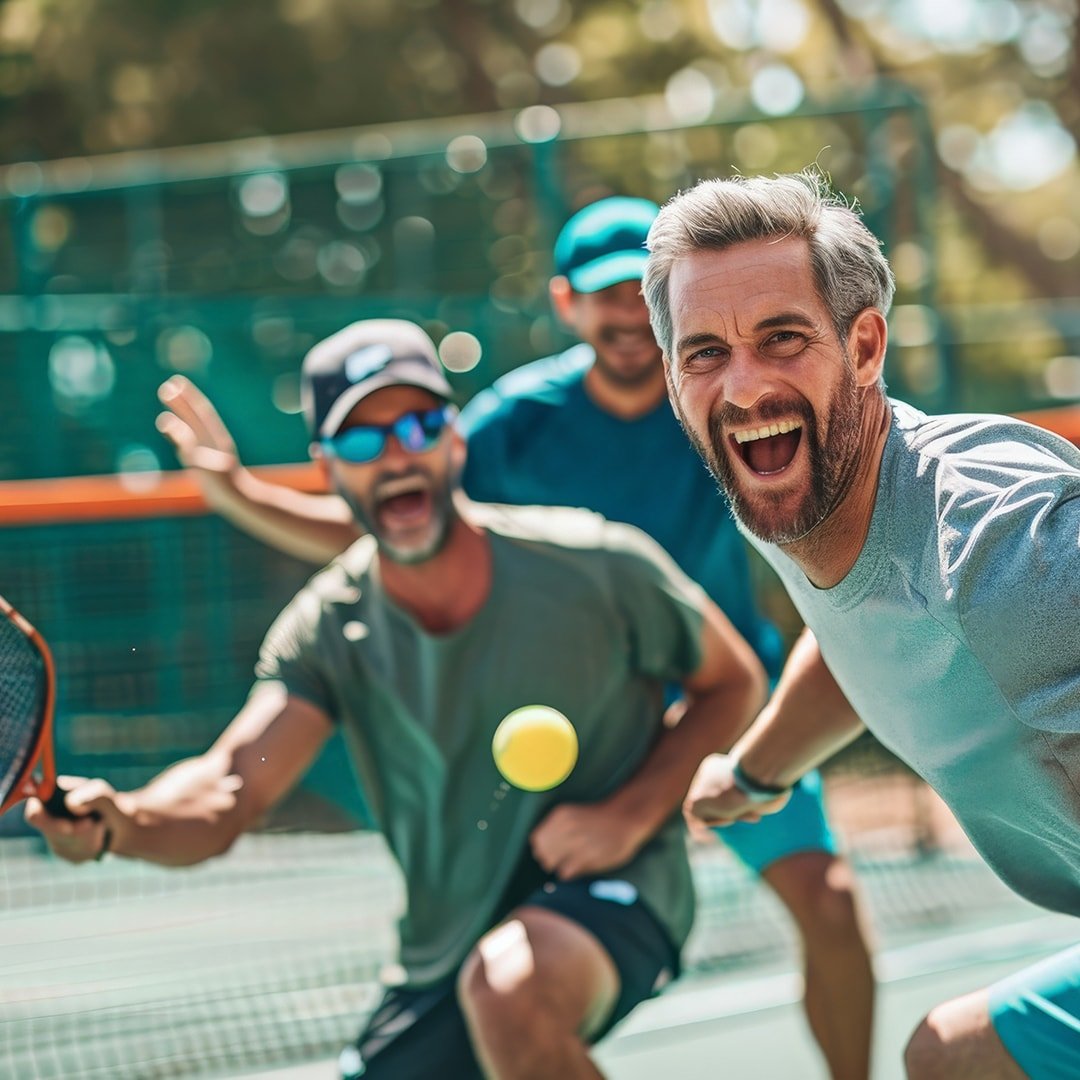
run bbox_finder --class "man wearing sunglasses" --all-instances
[158,199,875,1080]
[31,318,768,1080]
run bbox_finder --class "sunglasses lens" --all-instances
[414,409,450,449]
[325,409,450,463]
[328,428,386,463]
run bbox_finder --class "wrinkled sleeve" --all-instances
[954,463,1080,734]
[253,591,339,722]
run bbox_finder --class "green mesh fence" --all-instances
[0,83,946,483]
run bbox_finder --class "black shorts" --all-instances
[338,875,680,1079]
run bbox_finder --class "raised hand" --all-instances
[156,375,243,504]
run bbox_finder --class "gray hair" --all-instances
[642,170,895,358]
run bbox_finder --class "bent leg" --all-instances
[720,770,875,1080]
[907,944,1080,1080]
[458,905,617,1080]
[763,850,875,1080]
[458,874,680,1080]
[904,988,1025,1079]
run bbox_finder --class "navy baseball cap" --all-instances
[301,319,452,438]
[553,196,660,293]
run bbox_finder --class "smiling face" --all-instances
[552,277,663,388]
[321,385,461,565]
[665,236,876,546]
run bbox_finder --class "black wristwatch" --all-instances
[730,757,793,803]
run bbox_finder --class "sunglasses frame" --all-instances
[320,406,454,464]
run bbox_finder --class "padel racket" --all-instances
[0,593,84,819]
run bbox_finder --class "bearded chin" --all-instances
[336,485,455,565]
[675,365,863,547]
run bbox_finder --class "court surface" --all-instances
[223,912,1075,1080]
[4,826,1073,1079]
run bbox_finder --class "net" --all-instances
[0,602,48,806]
[0,481,1040,1079]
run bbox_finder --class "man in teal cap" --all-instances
[158,196,877,1080]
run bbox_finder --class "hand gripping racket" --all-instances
[0,594,86,819]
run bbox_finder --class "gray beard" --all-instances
[338,484,455,565]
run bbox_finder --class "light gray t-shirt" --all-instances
[748,400,1080,915]
[255,503,707,984]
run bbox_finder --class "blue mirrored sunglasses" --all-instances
[321,407,453,464]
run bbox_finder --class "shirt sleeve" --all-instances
[601,521,708,684]
[953,462,1080,734]
[459,389,515,504]
[253,591,340,722]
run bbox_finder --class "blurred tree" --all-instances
[0,0,1076,407]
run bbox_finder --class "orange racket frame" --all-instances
[0,593,61,814]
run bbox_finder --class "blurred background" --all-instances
[1,2,1077,1077]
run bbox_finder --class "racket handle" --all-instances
[43,782,101,822]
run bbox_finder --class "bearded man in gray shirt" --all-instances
[644,170,1080,1080]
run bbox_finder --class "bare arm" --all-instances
[25,686,334,866]
[530,598,768,879]
[685,628,865,827]
[735,627,864,785]
[157,376,361,564]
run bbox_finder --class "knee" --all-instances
[781,856,864,940]
[456,939,532,1038]
[904,1013,950,1080]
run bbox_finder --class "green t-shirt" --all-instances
[255,502,707,985]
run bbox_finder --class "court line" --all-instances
[611,912,1077,1045]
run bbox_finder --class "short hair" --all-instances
[642,170,895,358]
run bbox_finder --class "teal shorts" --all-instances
[713,770,837,874]
[989,944,1080,1080]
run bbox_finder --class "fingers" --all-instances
[529,814,583,879]
[157,375,237,456]
[62,776,119,817]
[530,809,629,881]
[25,778,114,863]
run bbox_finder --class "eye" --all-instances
[681,344,727,368]
[762,330,807,357]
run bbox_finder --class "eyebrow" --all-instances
[755,312,817,332]
[674,312,818,356]
[674,331,725,356]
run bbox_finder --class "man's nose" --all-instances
[379,431,414,468]
[722,347,769,413]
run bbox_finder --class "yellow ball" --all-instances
[492,705,578,792]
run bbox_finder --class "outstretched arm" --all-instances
[157,376,361,564]
[25,686,333,866]
[685,628,865,827]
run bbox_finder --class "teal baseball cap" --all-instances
[553,196,660,294]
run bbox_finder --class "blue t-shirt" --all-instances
[460,344,783,675]
[748,401,1080,915]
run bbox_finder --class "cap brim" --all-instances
[320,365,452,437]
[566,250,649,294]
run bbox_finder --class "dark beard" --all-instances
[590,331,664,389]
[680,363,863,546]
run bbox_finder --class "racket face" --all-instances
[0,596,55,812]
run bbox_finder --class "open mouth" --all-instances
[374,476,432,528]
[731,421,803,476]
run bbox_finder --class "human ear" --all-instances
[549,276,577,330]
[848,308,888,388]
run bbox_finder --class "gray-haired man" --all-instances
[646,169,1080,1080]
